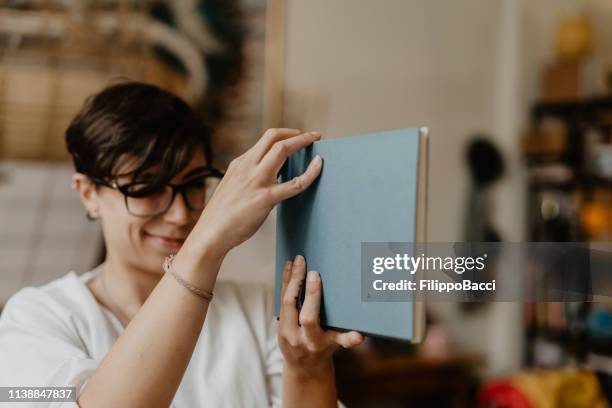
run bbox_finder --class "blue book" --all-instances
[274,128,428,341]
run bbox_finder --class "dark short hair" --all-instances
[65,81,214,190]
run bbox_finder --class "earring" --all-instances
[86,211,99,220]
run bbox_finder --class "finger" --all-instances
[280,260,293,300]
[269,155,323,202]
[328,331,364,349]
[298,270,324,340]
[279,255,307,330]
[251,128,303,163]
[258,131,321,177]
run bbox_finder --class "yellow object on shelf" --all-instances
[581,189,612,240]
[555,15,593,62]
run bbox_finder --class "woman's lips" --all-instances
[145,232,186,249]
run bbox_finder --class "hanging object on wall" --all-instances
[461,136,505,310]
[464,136,505,243]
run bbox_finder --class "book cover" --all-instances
[274,128,427,341]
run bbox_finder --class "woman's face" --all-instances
[79,150,207,275]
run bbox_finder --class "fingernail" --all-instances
[294,255,305,265]
[313,155,322,164]
[307,270,319,282]
[310,131,321,136]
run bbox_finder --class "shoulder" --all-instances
[0,273,100,388]
[0,271,94,335]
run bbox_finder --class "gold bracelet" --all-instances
[163,254,214,302]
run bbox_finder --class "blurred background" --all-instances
[1,0,612,406]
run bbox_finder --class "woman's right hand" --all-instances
[186,128,322,261]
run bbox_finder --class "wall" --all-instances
[0,162,102,307]
[281,0,522,375]
[265,0,612,376]
[284,0,502,242]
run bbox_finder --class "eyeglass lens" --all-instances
[125,177,220,217]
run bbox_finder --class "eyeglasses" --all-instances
[90,168,224,217]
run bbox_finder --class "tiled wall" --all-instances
[0,162,102,307]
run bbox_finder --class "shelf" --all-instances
[531,96,612,120]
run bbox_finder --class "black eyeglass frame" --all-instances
[88,168,224,218]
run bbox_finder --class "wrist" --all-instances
[172,238,225,291]
[182,230,226,265]
[284,359,336,384]
[283,359,338,406]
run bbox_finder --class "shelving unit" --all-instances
[523,96,612,371]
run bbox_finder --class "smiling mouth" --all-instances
[144,232,186,246]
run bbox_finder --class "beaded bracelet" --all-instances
[163,254,214,302]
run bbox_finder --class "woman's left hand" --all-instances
[278,255,364,379]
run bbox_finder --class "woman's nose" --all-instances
[162,193,191,226]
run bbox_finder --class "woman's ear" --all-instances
[72,173,100,219]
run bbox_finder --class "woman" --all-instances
[0,82,363,407]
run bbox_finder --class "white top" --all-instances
[0,266,283,407]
